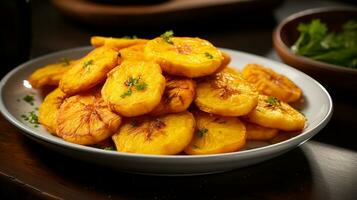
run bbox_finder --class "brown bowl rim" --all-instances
[273,6,357,75]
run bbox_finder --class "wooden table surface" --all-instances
[1,0,357,199]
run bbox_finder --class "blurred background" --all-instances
[1,0,355,78]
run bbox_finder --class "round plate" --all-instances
[0,47,333,176]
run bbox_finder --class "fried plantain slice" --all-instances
[91,36,148,50]
[150,75,195,116]
[245,95,306,131]
[29,59,75,88]
[59,46,118,95]
[195,68,258,116]
[101,60,165,117]
[242,64,302,102]
[119,44,146,61]
[213,51,231,73]
[242,120,279,141]
[38,88,68,134]
[112,111,195,155]
[145,36,223,78]
[56,89,121,145]
[185,111,246,155]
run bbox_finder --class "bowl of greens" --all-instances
[273,7,357,90]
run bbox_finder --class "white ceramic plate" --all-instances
[0,47,333,175]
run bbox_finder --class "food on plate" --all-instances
[242,120,278,141]
[185,111,246,155]
[56,89,121,145]
[91,36,148,50]
[112,111,195,155]
[195,68,258,116]
[292,19,357,68]
[38,88,68,134]
[101,60,165,117]
[28,59,74,88]
[59,46,118,95]
[119,44,146,61]
[28,32,308,155]
[245,95,306,131]
[150,75,195,116]
[242,64,302,102]
[213,51,231,73]
[144,31,224,77]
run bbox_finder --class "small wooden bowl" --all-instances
[273,7,357,90]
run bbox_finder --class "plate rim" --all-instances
[0,46,333,160]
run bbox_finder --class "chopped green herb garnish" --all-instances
[23,95,34,106]
[292,19,357,68]
[135,82,148,90]
[60,58,71,66]
[21,111,39,127]
[83,59,93,68]
[204,52,213,59]
[103,147,115,151]
[192,145,200,149]
[120,88,132,98]
[197,128,208,137]
[121,76,148,98]
[265,96,279,106]
[160,30,174,44]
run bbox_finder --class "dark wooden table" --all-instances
[1,0,357,199]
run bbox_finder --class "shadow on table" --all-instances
[21,138,317,200]
[312,88,357,151]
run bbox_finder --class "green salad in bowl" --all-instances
[292,19,357,69]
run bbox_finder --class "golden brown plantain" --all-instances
[150,75,195,116]
[59,46,118,95]
[242,120,279,141]
[185,111,246,155]
[56,89,122,145]
[29,59,74,88]
[91,36,148,50]
[195,68,258,116]
[245,95,306,131]
[112,111,195,155]
[38,88,68,134]
[242,64,302,102]
[119,44,146,61]
[213,51,231,73]
[101,60,165,117]
[145,36,223,78]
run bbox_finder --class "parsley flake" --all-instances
[83,60,93,68]
[21,111,39,127]
[121,76,148,98]
[23,95,34,106]
[160,30,174,44]
[265,96,280,106]
[120,87,132,98]
[204,52,213,59]
[135,82,148,90]
[197,128,208,137]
